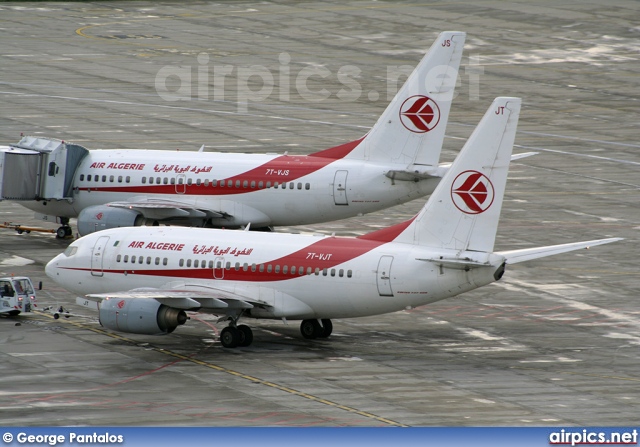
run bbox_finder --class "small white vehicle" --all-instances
[0,276,39,316]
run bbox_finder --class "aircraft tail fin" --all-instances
[380,97,521,251]
[311,31,465,170]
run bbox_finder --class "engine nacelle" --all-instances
[77,205,144,236]
[99,298,187,335]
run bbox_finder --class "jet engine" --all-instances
[99,298,187,335]
[77,205,145,236]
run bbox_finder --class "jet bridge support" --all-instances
[0,136,89,237]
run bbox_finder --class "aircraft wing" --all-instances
[84,284,272,312]
[106,197,228,220]
[496,237,623,264]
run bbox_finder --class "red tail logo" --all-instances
[399,95,440,133]
[451,170,494,214]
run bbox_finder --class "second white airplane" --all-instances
[45,97,621,348]
[2,31,469,237]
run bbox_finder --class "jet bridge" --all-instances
[0,136,88,202]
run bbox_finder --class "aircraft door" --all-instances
[91,236,110,277]
[175,174,186,194]
[213,257,225,279]
[333,170,349,205]
[376,255,394,297]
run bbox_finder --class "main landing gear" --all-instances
[56,217,73,239]
[219,319,334,348]
[220,324,254,348]
[300,319,333,339]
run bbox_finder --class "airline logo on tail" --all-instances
[451,170,495,214]
[399,95,440,133]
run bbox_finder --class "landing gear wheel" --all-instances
[220,326,240,348]
[237,324,254,347]
[300,319,323,339]
[56,226,72,239]
[318,319,333,338]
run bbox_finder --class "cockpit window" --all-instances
[64,246,78,257]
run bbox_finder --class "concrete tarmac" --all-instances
[0,1,639,426]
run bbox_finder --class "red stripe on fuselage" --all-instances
[66,214,412,284]
[78,138,364,196]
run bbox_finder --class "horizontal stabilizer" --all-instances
[385,169,438,182]
[497,237,623,264]
[510,151,538,161]
[417,256,491,271]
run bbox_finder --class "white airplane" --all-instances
[1,31,471,238]
[45,96,621,348]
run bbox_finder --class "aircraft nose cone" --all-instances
[45,255,60,280]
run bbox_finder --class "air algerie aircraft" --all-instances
[45,97,621,348]
[0,31,529,238]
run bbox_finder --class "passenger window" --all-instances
[250,181,256,188]
[147,257,151,265]
[186,259,192,267]
[148,177,153,184]
[339,269,344,277]
[194,260,199,268]
[243,180,248,188]
[347,270,353,278]
[289,183,294,189]
[138,256,144,264]
[109,175,114,182]
[163,258,168,266]
[297,183,302,190]
[282,266,288,274]
[124,255,129,263]
[305,183,310,190]
[116,255,121,262]
[155,257,160,265]
[126,176,130,183]
[156,177,161,184]
[118,176,123,183]
[258,181,264,188]
[267,265,272,273]
[80,174,85,181]
[330,269,336,277]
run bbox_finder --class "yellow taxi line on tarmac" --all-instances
[33,310,408,427]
